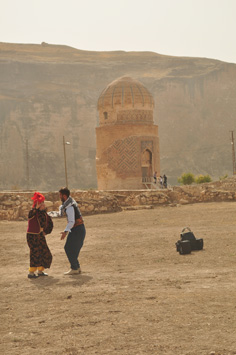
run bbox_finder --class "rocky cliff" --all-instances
[0,42,236,190]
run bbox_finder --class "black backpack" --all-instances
[176,227,204,254]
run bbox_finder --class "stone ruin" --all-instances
[0,177,236,221]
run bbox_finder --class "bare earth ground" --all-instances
[1,202,236,355]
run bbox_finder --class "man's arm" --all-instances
[60,206,75,240]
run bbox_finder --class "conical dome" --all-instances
[98,76,154,110]
[97,77,154,126]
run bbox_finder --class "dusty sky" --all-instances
[1,0,236,63]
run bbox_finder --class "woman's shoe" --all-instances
[38,272,48,276]
[28,273,38,279]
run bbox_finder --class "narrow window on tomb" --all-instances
[104,112,108,120]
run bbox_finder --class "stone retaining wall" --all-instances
[0,177,236,221]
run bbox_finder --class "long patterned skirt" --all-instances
[26,232,52,268]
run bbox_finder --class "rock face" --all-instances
[0,42,236,190]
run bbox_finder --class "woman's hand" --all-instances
[36,202,45,210]
[39,202,46,211]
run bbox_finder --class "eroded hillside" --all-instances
[0,42,235,189]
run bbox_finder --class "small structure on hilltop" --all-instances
[96,76,160,190]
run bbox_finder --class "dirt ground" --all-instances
[1,202,236,355]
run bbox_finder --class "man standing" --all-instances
[59,187,86,275]
[163,174,168,188]
[153,171,157,184]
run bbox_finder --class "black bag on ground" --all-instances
[180,227,204,251]
[176,240,191,255]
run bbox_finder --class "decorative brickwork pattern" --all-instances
[141,140,153,153]
[107,137,139,173]
[117,110,153,124]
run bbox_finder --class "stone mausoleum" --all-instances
[96,76,160,190]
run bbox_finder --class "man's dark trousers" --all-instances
[64,224,86,270]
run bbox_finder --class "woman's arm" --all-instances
[28,208,37,219]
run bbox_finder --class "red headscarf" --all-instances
[31,192,45,207]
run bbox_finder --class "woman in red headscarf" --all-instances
[26,192,53,279]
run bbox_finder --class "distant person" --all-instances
[159,176,163,188]
[26,192,53,279]
[59,187,86,275]
[163,174,167,188]
[153,171,157,184]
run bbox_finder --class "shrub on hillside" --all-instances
[195,174,212,184]
[177,173,195,185]
[219,174,228,180]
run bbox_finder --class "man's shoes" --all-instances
[28,273,38,279]
[38,272,48,276]
[64,269,81,275]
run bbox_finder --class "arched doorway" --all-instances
[141,149,152,183]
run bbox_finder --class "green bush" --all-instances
[219,174,228,180]
[177,172,195,185]
[195,174,212,184]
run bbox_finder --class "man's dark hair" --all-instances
[59,187,70,198]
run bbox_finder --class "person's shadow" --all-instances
[29,274,93,289]
[59,274,93,287]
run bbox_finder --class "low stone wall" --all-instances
[0,190,122,221]
[0,177,236,221]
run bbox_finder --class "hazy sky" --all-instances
[1,0,236,63]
